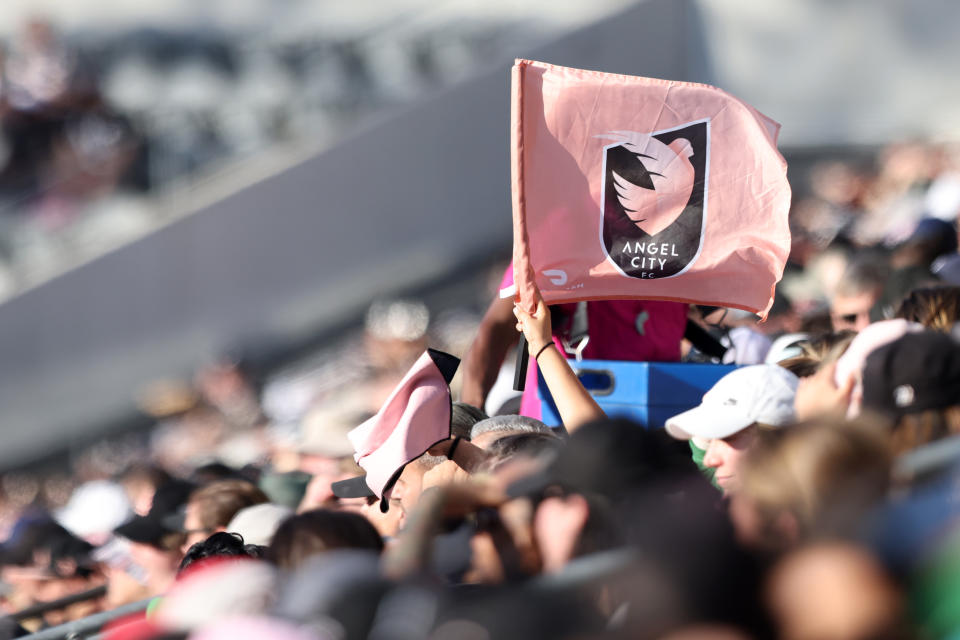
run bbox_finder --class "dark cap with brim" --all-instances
[863,331,960,416]
[333,469,406,514]
[331,476,375,500]
[113,515,174,546]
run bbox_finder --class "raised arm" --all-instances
[460,295,521,408]
[513,297,605,432]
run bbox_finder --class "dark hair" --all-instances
[486,432,563,462]
[178,532,263,574]
[835,256,888,298]
[190,462,246,485]
[47,529,97,578]
[267,509,383,571]
[451,402,488,439]
[0,518,98,578]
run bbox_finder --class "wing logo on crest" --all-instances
[599,131,695,237]
[598,120,710,280]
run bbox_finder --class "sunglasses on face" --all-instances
[834,310,870,325]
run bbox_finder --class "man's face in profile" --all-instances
[391,464,425,529]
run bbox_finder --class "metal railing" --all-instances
[7,586,107,624]
[19,598,151,640]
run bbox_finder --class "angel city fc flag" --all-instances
[506,60,791,317]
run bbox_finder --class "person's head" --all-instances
[894,286,960,332]
[118,464,172,516]
[451,401,488,439]
[267,509,383,571]
[701,427,768,495]
[513,418,692,504]
[182,480,269,553]
[766,543,903,640]
[831,258,887,331]
[509,418,694,573]
[532,486,620,574]
[328,477,403,538]
[469,415,554,450]
[29,526,104,624]
[363,299,430,373]
[189,462,247,486]
[666,364,799,494]
[383,407,530,523]
[730,419,890,552]
[479,432,564,475]
[295,402,366,478]
[178,532,264,575]
[126,533,186,596]
[862,331,960,456]
[893,218,958,270]
[0,518,104,621]
[113,479,194,593]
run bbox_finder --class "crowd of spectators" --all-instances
[0,9,555,297]
[0,136,958,639]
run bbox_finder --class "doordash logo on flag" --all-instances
[599,120,708,279]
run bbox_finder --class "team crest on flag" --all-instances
[600,120,709,279]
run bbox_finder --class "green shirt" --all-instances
[689,440,719,489]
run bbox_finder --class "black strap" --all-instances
[684,319,728,359]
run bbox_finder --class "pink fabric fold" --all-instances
[348,350,456,501]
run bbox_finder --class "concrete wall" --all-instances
[0,0,705,467]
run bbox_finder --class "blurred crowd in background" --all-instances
[0,2,959,639]
[0,128,955,638]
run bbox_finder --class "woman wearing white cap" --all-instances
[665,364,800,494]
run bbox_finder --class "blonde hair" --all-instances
[779,331,857,378]
[895,286,960,331]
[737,419,890,548]
[890,405,960,457]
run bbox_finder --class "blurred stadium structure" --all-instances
[0,0,956,467]
[0,0,635,293]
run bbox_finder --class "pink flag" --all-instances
[507,60,791,318]
[347,349,458,506]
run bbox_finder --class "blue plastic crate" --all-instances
[538,360,737,428]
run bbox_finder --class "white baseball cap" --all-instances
[665,364,799,441]
[226,502,294,546]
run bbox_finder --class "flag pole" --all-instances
[513,335,529,391]
[510,60,530,392]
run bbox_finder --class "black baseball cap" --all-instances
[862,331,960,416]
[114,479,195,546]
